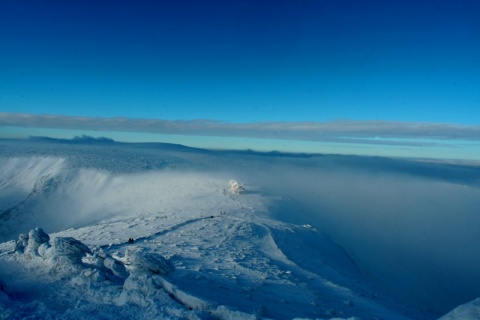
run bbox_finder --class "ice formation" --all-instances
[229,179,245,194]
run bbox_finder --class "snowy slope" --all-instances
[1,139,479,319]
[439,299,480,320]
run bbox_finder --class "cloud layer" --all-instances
[1,112,480,145]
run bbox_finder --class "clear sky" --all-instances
[1,0,480,159]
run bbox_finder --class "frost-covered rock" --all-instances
[37,242,51,258]
[229,180,245,194]
[25,227,50,256]
[103,256,129,278]
[82,247,129,279]
[14,228,50,255]
[125,247,172,275]
[83,247,108,268]
[12,229,96,272]
[49,237,92,264]
[14,233,29,253]
[116,274,171,308]
[77,268,107,283]
[92,246,108,259]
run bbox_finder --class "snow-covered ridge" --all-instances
[0,156,65,208]
[0,156,246,243]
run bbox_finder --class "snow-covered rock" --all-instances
[116,274,173,309]
[84,246,108,267]
[103,256,129,278]
[76,268,107,283]
[13,228,50,256]
[49,237,92,264]
[229,180,245,194]
[125,247,173,275]
[25,227,50,256]
[82,247,129,279]
[13,233,29,253]
[37,242,50,258]
[13,228,130,286]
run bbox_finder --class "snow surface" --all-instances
[439,298,480,320]
[1,139,480,319]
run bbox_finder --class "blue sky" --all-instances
[1,0,480,159]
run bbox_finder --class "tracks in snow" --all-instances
[102,214,221,251]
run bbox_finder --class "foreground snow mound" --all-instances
[439,298,480,319]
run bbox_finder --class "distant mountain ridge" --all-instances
[28,135,115,144]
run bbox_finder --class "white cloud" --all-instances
[1,112,479,145]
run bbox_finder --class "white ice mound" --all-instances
[229,180,245,194]
[439,297,480,319]
[125,247,173,275]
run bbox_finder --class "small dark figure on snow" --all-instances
[128,238,134,244]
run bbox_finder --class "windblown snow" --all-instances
[1,139,480,319]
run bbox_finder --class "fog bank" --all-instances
[238,157,480,314]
